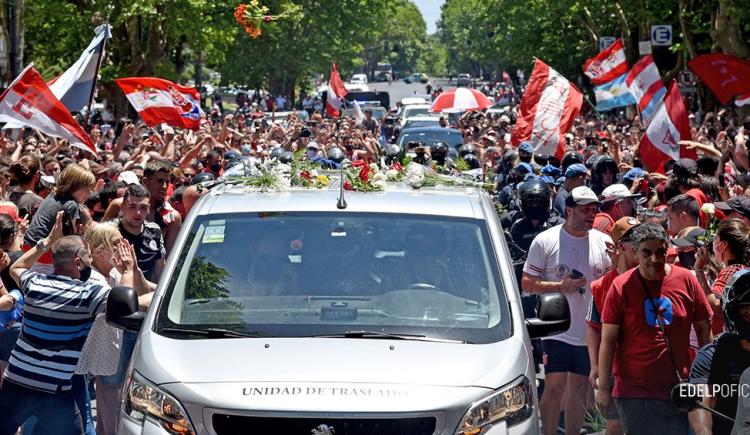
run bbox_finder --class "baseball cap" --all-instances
[611,217,640,243]
[623,167,646,181]
[541,164,562,177]
[671,226,706,247]
[519,142,534,154]
[564,163,588,179]
[515,162,533,174]
[567,186,601,206]
[715,196,750,220]
[601,184,641,203]
[0,204,23,222]
[118,171,141,186]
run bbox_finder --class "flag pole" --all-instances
[85,23,109,129]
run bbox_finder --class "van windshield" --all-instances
[156,212,511,343]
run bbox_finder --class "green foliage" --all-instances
[24,0,239,82]
[185,255,231,300]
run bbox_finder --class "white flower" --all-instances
[373,172,386,182]
[406,163,425,188]
[385,169,399,180]
[701,203,716,216]
[311,169,319,178]
[369,162,380,172]
[373,179,386,189]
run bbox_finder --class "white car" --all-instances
[350,74,368,85]
[400,104,434,126]
[400,97,428,106]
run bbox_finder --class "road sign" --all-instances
[638,41,652,55]
[679,70,696,86]
[651,25,672,46]
[599,37,616,51]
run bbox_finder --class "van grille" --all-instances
[212,414,437,435]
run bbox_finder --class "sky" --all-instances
[412,0,445,34]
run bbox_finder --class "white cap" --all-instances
[118,171,141,186]
[568,186,601,206]
[601,184,639,203]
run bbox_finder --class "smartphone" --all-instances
[570,269,585,294]
[62,211,75,236]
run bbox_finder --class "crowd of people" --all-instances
[0,78,747,434]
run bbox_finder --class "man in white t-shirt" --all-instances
[522,185,612,435]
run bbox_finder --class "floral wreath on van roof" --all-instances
[222,155,493,193]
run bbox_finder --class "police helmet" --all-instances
[327,147,346,164]
[278,151,294,164]
[462,153,480,169]
[190,172,215,185]
[722,270,750,339]
[518,178,552,220]
[458,144,477,159]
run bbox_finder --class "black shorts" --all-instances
[542,338,590,376]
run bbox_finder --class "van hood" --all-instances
[135,332,529,390]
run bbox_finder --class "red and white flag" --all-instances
[511,59,583,159]
[115,77,204,130]
[326,63,348,117]
[626,55,666,126]
[0,65,96,154]
[582,39,629,85]
[688,54,750,104]
[736,93,750,107]
[639,80,696,173]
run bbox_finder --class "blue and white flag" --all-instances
[52,24,111,112]
[594,72,636,111]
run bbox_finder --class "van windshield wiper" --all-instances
[160,327,261,339]
[311,330,467,343]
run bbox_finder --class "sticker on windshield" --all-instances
[203,225,225,244]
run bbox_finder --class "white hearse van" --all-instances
[107,168,569,435]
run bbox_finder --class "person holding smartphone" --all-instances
[522,186,613,435]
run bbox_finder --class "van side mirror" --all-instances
[106,286,145,332]
[526,293,570,339]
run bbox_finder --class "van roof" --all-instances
[195,182,489,220]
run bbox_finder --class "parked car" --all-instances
[108,168,570,435]
[350,74,368,85]
[457,73,472,87]
[403,73,429,84]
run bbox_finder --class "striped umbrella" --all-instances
[430,87,493,113]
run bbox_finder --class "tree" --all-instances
[22,0,239,114]
[219,0,393,97]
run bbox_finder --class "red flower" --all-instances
[344,180,353,191]
[234,4,248,25]
[359,167,369,182]
[300,171,312,181]
[263,15,273,22]
[391,162,403,172]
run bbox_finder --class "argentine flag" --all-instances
[594,73,636,112]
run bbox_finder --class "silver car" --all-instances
[108,181,569,435]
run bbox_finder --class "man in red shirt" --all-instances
[597,223,712,435]
[586,216,640,435]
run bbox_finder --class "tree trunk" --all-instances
[579,6,599,47]
[711,0,749,57]
[678,0,698,59]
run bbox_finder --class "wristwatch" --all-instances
[36,238,49,253]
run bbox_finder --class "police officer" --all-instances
[692,269,750,435]
[430,141,455,172]
[498,162,533,211]
[504,178,564,252]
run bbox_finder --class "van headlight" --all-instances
[124,371,196,435]
[455,376,533,434]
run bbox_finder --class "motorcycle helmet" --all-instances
[458,143,477,159]
[430,141,449,165]
[518,178,552,221]
[462,153,480,169]
[722,269,750,340]
[190,172,215,185]
[327,147,346,164]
